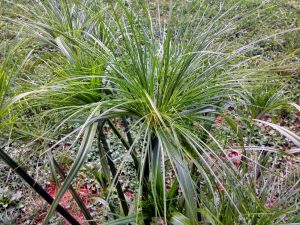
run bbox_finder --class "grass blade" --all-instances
[42,120,98,224]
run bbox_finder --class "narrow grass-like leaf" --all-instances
[42,120,98,225]
[254,119,300,147]
[52,157,96,225]
[169,212,191,225]
[103,213,150,225]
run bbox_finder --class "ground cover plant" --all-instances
[0,0,299,224]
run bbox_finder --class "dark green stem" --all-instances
[98,121,129,216]
[142,135,158,225]
[121,117,133,145]
[97,125,110,189]
[107,119,139,172]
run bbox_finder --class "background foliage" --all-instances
[0,0,299,224]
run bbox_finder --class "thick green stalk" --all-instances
[97,123,111,188]
[48,151,60,188]
[107,119,139,172]
[97,123,117,219]
[98,121,129,216]
[142,135,159,225]
[121,117,133,146]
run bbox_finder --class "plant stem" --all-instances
[107,119,139,172]
[97,124,110,189]
[98,121,129,216]
[142,135,159,225]
[122,117,133,145]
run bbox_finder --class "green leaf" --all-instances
[170,212,191,225]
[52,157,96,225]
[157,130,198,225]
[254,119,300,147]
[224,115,244,146]
[104,214,149,225]
[42,120,98,224]
[55,37,75,63]
[290,103,300,112]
